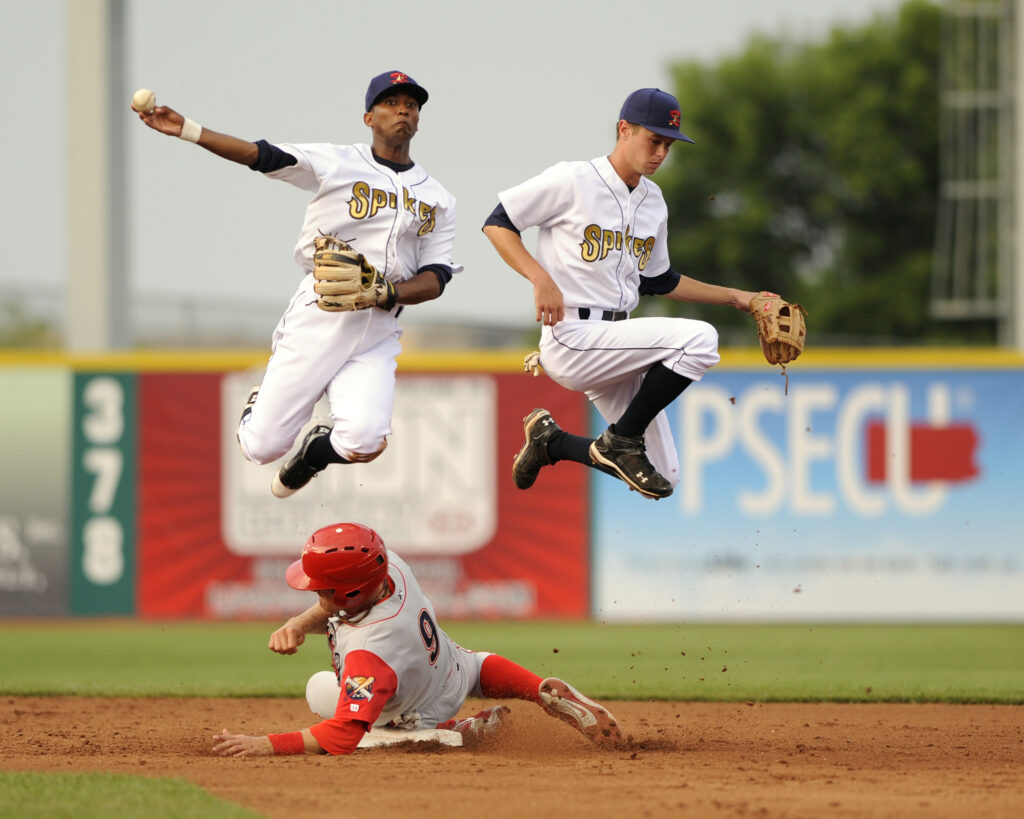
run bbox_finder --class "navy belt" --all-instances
[571,307,628,322]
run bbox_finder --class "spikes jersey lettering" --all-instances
[348,181,438,235]
[499,157,669,312]
[579,224,655,269]
[265,142,455,283]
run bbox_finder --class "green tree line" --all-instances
[652,0,996,346]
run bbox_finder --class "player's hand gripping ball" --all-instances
[132,88,156,114]
[748,291,807,366]
[312,233,397,312]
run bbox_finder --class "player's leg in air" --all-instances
[514,317,719,500]
[269,336,399,497]
[236,325,398,498]
[238,384,360,499]
[513,363,693,500]
[514,363,692,499]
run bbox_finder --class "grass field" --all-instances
[1,620,1021,703]
[0,771,261,819]
[3,620,1021,817]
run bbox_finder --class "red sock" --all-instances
[479,654,543,702]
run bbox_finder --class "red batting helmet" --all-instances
[286,523,389,611]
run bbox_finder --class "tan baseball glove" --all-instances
[748,291,807,365]
[312,234,397,312]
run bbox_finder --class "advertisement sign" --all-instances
[219,373,498,555]
[0,370,70,616]
[592,369,1023,622]
[136,370,589,620]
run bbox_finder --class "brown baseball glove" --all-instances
[748,291,807,366]
[312,234,397,312]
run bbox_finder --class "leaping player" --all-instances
[132,71,460,498]
[483,88,767,500]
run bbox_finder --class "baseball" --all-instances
[132,88,156,114]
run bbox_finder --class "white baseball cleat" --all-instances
[439,705,512,740]
[538,677,623,748]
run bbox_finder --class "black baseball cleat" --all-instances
[272,424,332,498]
[512,408,562,489]
[588,427,673,499]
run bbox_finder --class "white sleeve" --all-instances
[646,212,671,274]
[497,163,575,232]
[415,193,459,272]
[263,143,331,192]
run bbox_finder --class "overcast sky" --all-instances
[3,0,905,334]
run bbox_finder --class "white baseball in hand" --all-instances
[132,88,156,114]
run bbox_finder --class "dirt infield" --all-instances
[3,697,1022,818]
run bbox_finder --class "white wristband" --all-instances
[179,118,202,143]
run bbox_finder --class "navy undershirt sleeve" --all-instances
[482,202,521,235]
[249,139,298,173]
[639,267,682,296]
[418,264,453,295]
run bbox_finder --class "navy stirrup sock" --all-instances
[614,364,693,439]
[547,431,591,465]
[305,433,349,468]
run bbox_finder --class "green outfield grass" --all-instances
[0,772,261,819]
[1,620,1021,703]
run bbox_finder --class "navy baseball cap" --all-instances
[365,70,429,111]
[619,88,695,143]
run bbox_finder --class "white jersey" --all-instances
[497,155,722,488]
[268,142,459,282]
[498,155,670,313]
[236,143,460,469]
[325,550,476,729]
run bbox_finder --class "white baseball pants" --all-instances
[237,273,402,465]
[540,315,720,486]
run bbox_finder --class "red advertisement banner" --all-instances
[136,372,588,619]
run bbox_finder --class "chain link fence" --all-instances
[0,286,531,350]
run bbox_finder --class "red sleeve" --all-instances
[308,649,398,756]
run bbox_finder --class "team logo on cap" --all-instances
[669,110,680,127]
[344,675,376,700]
[390,72,408,85]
